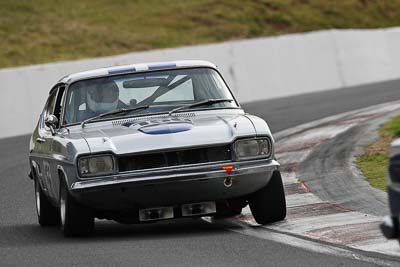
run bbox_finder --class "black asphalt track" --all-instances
[1,79,399,266]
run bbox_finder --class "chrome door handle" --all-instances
[36,137,45,143]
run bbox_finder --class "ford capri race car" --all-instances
[29,60,286,236]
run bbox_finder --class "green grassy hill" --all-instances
[356,116,400,191]
[1,0,400,68]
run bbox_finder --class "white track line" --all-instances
[285,193,325,208]
[281,172,298,185]
[217,218,397,266]
[267,212,380,234]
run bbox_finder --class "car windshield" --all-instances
[63,68,238,125]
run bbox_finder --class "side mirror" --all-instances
[45,115,58,135]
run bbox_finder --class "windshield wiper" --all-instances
[168,98,234,116]
[81,105,150,128]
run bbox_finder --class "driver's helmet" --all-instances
[87,80,119,113]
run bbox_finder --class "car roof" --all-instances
[58,60,217,85]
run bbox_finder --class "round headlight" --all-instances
[78,155,115,177]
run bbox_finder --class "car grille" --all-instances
[117,145,232,172]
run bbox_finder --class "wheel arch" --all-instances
[57,165,68,184]
[56,165,70,204]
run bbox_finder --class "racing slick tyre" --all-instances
[249,171,286,225]
[34,177,60,226]
[59,179,94,237]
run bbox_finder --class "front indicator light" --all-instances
[223,165,234,175]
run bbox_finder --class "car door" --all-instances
[47,85,66,201]
[37,87,60,201]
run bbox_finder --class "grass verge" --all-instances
[356,116,400,191]
[2,0,400,68]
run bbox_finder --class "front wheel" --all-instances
[249,171,286,225]
[34,177,59,226]
[59,179,94,237]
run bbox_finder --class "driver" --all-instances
[86,80,120,117]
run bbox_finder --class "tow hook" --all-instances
[224,177,233,188]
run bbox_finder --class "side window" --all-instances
[54,86,65,126]
[42,86,65,128]
[64,88,79,125]
[41,89,58,129]
[44,90,58,118]
[155,77,194,102]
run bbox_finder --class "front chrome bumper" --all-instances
[70,159,280,209]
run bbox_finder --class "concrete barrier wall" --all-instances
[2,27,400,138]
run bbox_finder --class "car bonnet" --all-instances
[77,111,258,155]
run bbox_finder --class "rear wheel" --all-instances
[59,179,94,237]
[34,178,59,226]
[249,171,286,225]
